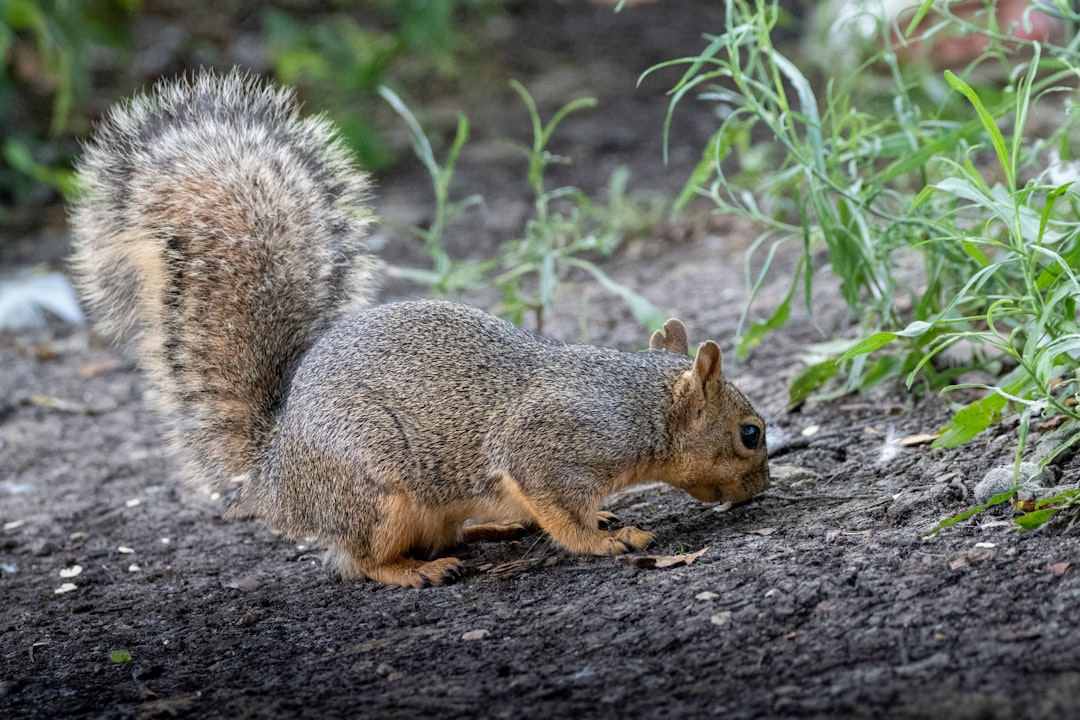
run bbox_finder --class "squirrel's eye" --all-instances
[739,424,761,450]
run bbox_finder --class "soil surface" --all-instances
[3,2,1080,719]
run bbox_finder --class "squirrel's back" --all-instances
[68,70,377,491]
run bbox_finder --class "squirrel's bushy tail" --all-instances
[69,69,377,493]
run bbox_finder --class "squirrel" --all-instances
[68,70,770,588]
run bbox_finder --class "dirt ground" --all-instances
[3,2,1080,719]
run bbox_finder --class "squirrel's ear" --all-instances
[692,341,723,388]
[650,319,689,356]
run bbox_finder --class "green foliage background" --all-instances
[0,0,496,223]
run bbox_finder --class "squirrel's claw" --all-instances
[438,561,465,584]
[596,511,620,530]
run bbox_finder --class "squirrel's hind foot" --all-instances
[325,547,464,587]
[368,556,465,588]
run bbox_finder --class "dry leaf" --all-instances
[28,394,90,414]
[893,433,939,446]
[77,357,125,379]
[619,546,709,569]
[949,549,993,570]
[1049,561,1071,576]
[1040,414,1069,431]
[1001,629,1043,642]
[1013,497,1039,513]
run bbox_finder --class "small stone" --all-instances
[59,565,83,578]
[710,611,733,627]
[461,629,491,641]
[696,591,719,601]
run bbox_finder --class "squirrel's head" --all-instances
[650,319,770,505]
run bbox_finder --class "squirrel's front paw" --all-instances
[599,526,654,554]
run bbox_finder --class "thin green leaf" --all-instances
[944,70,1014,189]
[922,487,1017,537]
[563,256,665,329]
[904,1,937,37]
[838,332,899,362]
[1014,507,1058,531]
[790,358,842,405]
[932,391,1008,449]
[736,289,791,358]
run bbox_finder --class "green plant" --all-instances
[379,85,491,295]
[649,0,1080,528]
[382,80,665,338]
[263,0,495,170]
[0,0,135,209]
[496,80,664,333]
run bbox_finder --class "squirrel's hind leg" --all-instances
[497,477,654,555]
[321,492,467,587]
[368,556,464,588]
[324,541,465,588]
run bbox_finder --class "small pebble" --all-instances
[59,565,82,578]
[461,629,491,641]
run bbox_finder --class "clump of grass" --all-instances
[649,0,1080,529]
[382,80,665,337]
[379,85,491,296]
[496,80,664,334]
